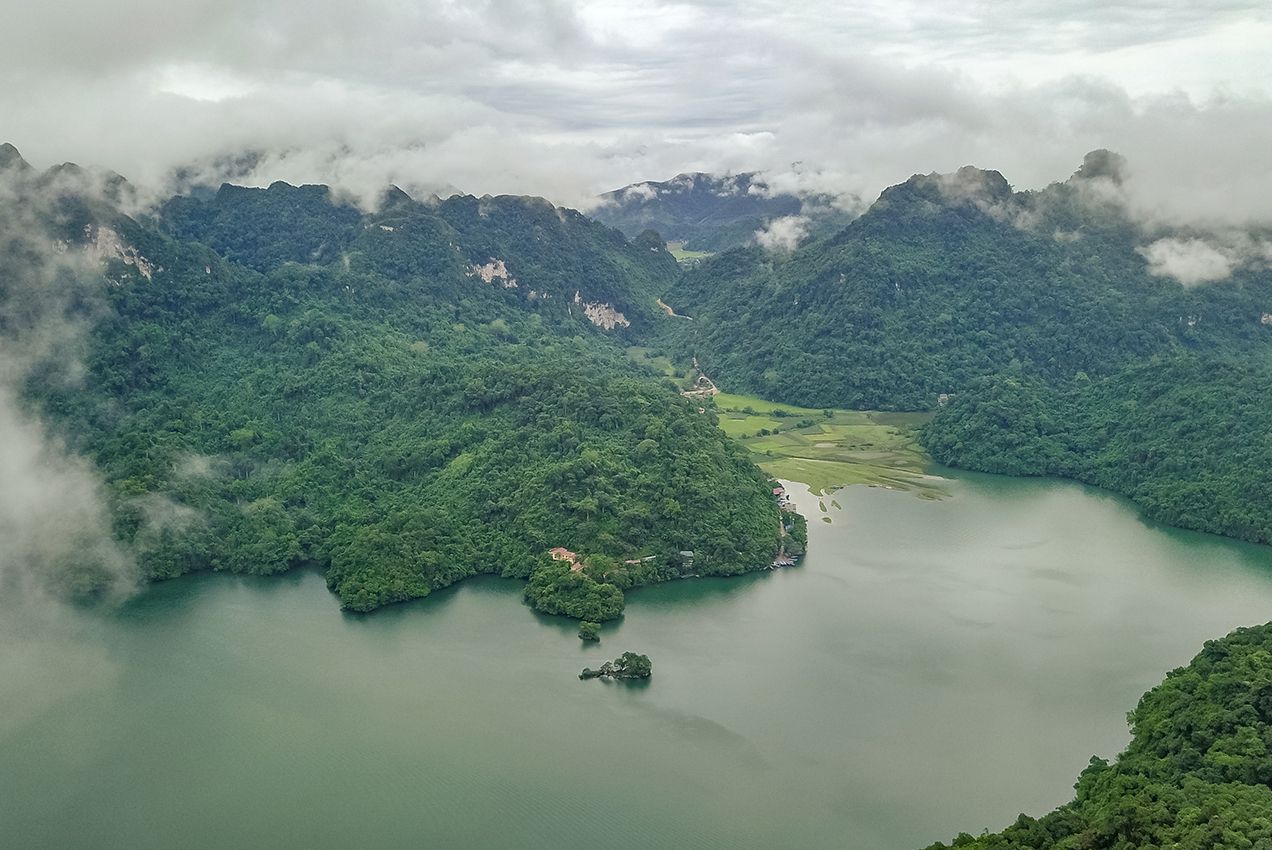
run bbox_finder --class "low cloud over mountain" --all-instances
[0,1,1269,227]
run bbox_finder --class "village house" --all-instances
[548,547,578,562]
[549,547,586,571]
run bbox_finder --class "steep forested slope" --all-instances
[664,158,1272,410]
[162,181,679,333]
[6,151,780,615]
[923,622,1272,850]
[921,358,1272,545]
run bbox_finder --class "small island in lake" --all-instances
[580,652,652,680]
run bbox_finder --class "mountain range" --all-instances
[591,170,854,254]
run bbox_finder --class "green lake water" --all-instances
[5,473,1272,849]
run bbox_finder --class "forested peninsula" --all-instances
[3,147,782,617]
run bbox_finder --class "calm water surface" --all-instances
[4,473,1272,849]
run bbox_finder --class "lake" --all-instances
[4,472,1272,849]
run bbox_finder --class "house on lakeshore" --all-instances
[548,547,578,563]
[549,547,585,570]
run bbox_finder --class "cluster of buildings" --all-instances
[772,486,794,511]
[550,548,673,573]
[548,547,584,572]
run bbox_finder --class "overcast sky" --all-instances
[2,0,1269,220]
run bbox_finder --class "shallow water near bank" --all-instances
[4,472,1272,849]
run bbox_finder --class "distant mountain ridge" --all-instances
[591,171,854,253]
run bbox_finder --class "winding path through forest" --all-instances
[682,357,719,399]
[656,298,693,320]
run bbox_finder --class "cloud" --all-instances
[0,164,138,606]
[1139,238,1237,285]
[0,156,142,739]
[0,388,135,603]
[1138,233,1272,285]
[0,585,121,743]
[755,215,811,252]
[620,182,658,202]
[0,1,1269,224]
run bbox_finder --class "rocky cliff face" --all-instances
[574,291,630,329]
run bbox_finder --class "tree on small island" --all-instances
[578,621,600,641]
[579,651,652,680]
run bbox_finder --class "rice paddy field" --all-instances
[665,241,715,263]
[711,391,947,500]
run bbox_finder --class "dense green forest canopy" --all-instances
[161,180,679,333]
[3,149,781,615]
[921,358,1272,546]
[661,155,1272,410]
[922,621,1272,850]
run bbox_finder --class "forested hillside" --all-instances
[922,621,1272,850]
[921,358,1272,545]
[5,149,780,615]
[162,181,679,333]
[663,155,1272,410]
